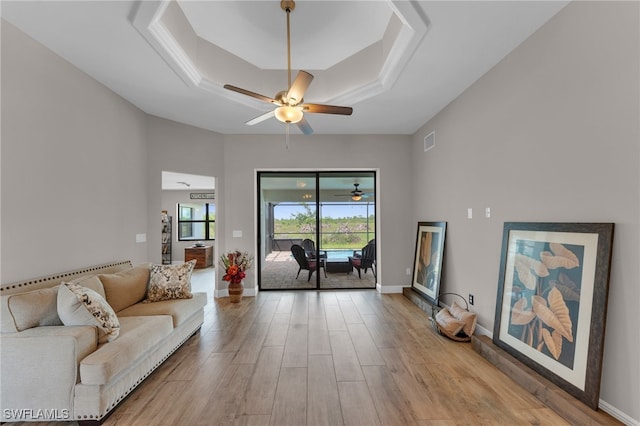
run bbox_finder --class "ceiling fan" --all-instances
[334,183,371,201]
[223,0,353,135]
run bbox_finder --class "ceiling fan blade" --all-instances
[301,103,353,115]
[246,110,275,126]
[287,71,314,105]
[296,116,313,135]
[223,84,279,105]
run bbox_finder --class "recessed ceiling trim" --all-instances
[132,0,430,109]
[381,2,431,87]
[133,0,201,88]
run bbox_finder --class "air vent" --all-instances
[424,131,435,152]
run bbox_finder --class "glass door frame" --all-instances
[257,170,377,291]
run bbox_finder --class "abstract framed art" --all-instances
[411,221,447,303]
[493,222,614,409]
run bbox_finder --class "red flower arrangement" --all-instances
[220,250,253,284]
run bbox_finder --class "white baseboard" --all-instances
[472,326,637,425]
[474,323,493,339]
[376,284,405,293]
[599,400,639,426]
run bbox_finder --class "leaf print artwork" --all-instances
[550,243,580,265]
[507,239,584,369]
[514,259,538,290]
[514,253,549,290]
[516,253,550,277]
[533,288,573,342]
[540,243,580,270]
[550,272,581,302]
[511,297,536,325]
[541,328,563,360]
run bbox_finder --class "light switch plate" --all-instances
[232,230,242,238]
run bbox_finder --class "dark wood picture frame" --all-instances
[493,222,614,410]
[411,221,447,303]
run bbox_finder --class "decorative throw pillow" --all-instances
[57,283,120,343]
[98,264,150,312]
[449,300,477,337]
[145,260,196,302]
[435,307,465,336]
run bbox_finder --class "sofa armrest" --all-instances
[1,326,97,421]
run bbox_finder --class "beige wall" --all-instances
[221,134,413,293]
[145,115,225,267]
[412,1,639,421]
[1,20,149,281]
[2,1,638,421]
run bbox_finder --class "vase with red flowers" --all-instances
[220,250,253,303]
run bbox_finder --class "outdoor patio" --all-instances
[260,250,376,289]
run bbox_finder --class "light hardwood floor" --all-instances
[11,269,618,425]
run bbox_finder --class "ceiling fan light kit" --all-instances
[223,0,352,135]
[335,183,370,202]
[274,106,303,123]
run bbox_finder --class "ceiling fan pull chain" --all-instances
[285,123,290,150]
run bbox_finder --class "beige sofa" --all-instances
[0,260,207,424]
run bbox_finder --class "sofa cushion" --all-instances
[71,275,106,299]
[118,292,207,328]
[0,275,105,333]
[79,315,173,385]
[15,325,98,364]
[1,287,62,333]
[98,264,150,312]
[57,283,120,343]
[146,260,196,302]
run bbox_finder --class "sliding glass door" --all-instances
[258,171,376,290]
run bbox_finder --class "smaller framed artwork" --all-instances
[493,222,614,410]
[411,221,447,303]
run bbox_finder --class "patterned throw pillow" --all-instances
[146,260,197,302]
[57,282,120,343]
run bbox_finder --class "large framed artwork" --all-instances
[493,222,614,409]
[411,221,447,303]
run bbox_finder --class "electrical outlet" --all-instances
[406,268,412,276]
[469,294,475,305]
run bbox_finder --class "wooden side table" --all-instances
[185,246,213,269]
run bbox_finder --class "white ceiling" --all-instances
[1,1,568,136]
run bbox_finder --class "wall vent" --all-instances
[424,131,435,152]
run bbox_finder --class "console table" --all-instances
[185,245,213,269]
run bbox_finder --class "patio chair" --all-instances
[348,242,376,279]
[291,244,327,281]
[301,239,327,260]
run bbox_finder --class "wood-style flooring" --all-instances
[9,269,618,425]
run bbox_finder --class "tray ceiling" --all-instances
[1,1,569,135]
